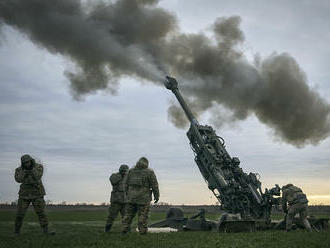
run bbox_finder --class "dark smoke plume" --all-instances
[0,0,329,146]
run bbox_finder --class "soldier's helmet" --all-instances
[232,157,240,166]
[119,164,129,174]
[136,157,149,169]
[21,154,34,165]
[282,183,293,190]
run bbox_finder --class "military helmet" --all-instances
[282,183,293,190]
[21,154,34,164]
[232,157,240,166]
[119,164,129,173]
[136,157,149,169]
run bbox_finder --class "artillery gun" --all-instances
[164,76,280,222]
[149,76,329,232]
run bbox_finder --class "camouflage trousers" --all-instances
[106,202,126,226]
[15,197,48,232]
[286,203,312,231]
[122,203,150,234]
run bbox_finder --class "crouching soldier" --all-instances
[122,157,159,235]
[105,164,129,232]
[14,154,54,235]
[282,183,312,232]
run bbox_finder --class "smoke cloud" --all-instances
[0,0,329,146]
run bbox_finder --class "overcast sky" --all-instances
[0,0,330,205]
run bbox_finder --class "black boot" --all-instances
[14,225,21,235]
[105,224,112,232]
[42,225,56,235]
[14,217,23,235]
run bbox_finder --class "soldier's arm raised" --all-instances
[21,164,43,184]
[149,170,159,203]
[110,173,121,186]
[14,168,24,183]
[30,164,43,181]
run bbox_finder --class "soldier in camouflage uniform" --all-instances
[14,154,54,234]
[282,183,312,232]
[122,157,159,234]
[105,164,129,232]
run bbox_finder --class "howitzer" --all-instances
[164,76,280,221]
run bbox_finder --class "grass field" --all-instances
[0,209,329,248]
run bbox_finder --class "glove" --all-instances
[154,198,159,204]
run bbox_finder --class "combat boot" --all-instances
[14,222,22,235]
[105,224,112,232]
[14,226,20,235]
[42,225,56,235]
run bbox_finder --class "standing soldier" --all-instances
[105,164,129,232]
[122,157,159,235]
[282,183,312,232]
[14,154,54,235]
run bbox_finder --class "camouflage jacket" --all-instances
[124,163,159,205]
[110,172,126,204]
[282,184,308,211]
[15,164,46,199]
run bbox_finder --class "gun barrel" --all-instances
[164,76,198,125]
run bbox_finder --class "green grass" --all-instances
[0,209,329,248]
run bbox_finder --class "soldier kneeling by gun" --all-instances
[282,183,312,232]
[14,154,55,235]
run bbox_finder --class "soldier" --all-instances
[105,164,129,232]
[122,157,159,235]
[282,183,312,232]
[14,154,54,235]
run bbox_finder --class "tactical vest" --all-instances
[126,168,153,204]
[127,169,149,188]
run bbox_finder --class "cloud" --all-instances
[0,1,329,204]
[1,0,329,146]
